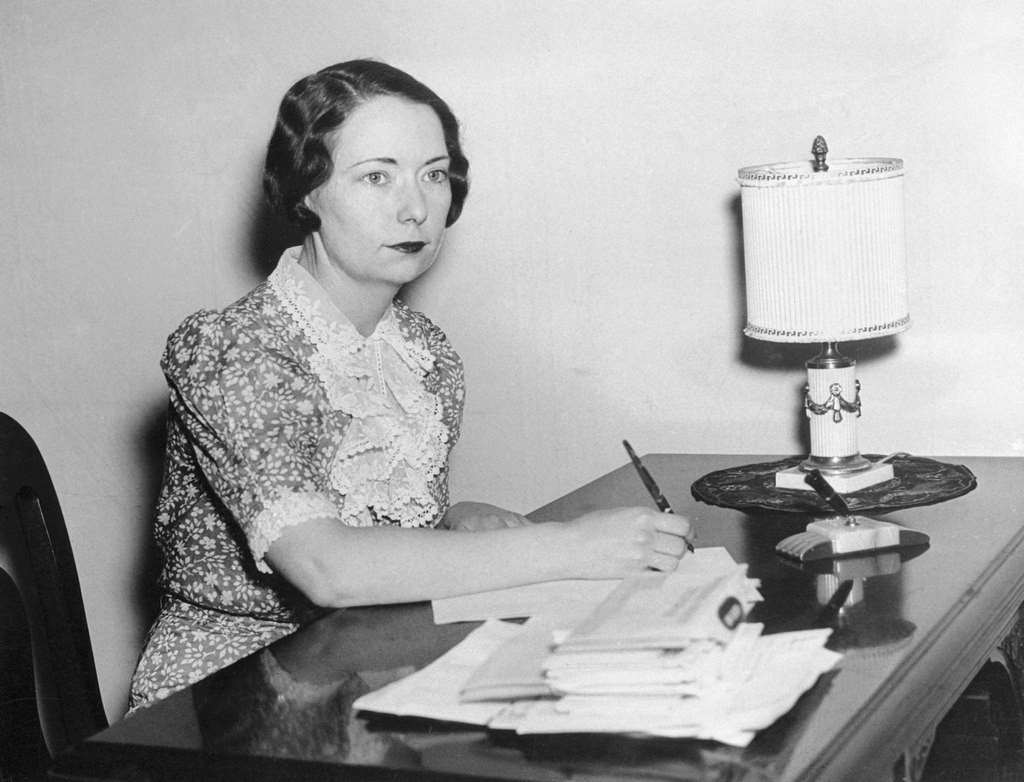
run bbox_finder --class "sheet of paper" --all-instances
[460,616,563,702]
[351,619,524,725]
[432,578,619,625]
[431,546,751,625]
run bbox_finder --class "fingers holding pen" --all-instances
[565,506,695,578]
[652,509,693,543]
[641,510,694,570]
[615,508,693,572]
[621,440,695,556]
[651,530,689,558]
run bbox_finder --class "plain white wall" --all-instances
[2,0,1022,720]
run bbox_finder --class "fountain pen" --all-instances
[622,440,695,553]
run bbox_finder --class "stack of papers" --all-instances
[354,550,840,747]
[503,623,840,746]
[555,565,760,652]
[544,638,740,698]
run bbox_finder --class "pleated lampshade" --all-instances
[738,155,910,344]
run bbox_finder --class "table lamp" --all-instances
[738,137,909,492]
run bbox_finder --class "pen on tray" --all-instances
[622,440,695,553]
[804,469,856,524]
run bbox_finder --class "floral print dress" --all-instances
[127,248,464,711]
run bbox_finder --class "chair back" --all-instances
[0,565,50,779]
[0,411,108,764]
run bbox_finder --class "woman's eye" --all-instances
[362,171,389,185]
[425,169,450,184]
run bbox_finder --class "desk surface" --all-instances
[52,454,1024,782]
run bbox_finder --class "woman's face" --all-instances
[304,95,452,294]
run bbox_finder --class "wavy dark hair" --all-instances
[263,60,469,233]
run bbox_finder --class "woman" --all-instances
[128,60,692,710]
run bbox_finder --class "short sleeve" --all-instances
[161,310,342,572]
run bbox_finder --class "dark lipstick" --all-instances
[387,241,427,253]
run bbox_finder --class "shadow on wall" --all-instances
[130,186,304,623]
[247,181,305,278]
[129,399,170,627]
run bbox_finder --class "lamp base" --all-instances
[775,461,894,493]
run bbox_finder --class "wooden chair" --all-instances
[0,411,108,775]
[0,565,50,780]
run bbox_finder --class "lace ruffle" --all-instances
[269,254,449,530]
[249,491,340,573]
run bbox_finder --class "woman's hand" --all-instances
[562,506,693,578]
[440,501,532,532]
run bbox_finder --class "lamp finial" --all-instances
[812,136,829,172]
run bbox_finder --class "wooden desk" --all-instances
[51,455,1024,782]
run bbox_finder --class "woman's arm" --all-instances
[265,506,691,608]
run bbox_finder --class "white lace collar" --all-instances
[268,249,449,528]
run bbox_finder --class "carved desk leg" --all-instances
[899,607,1024,782]
[914,605,1024,781]
[993,603,1024,750]
[892,730,935,782]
